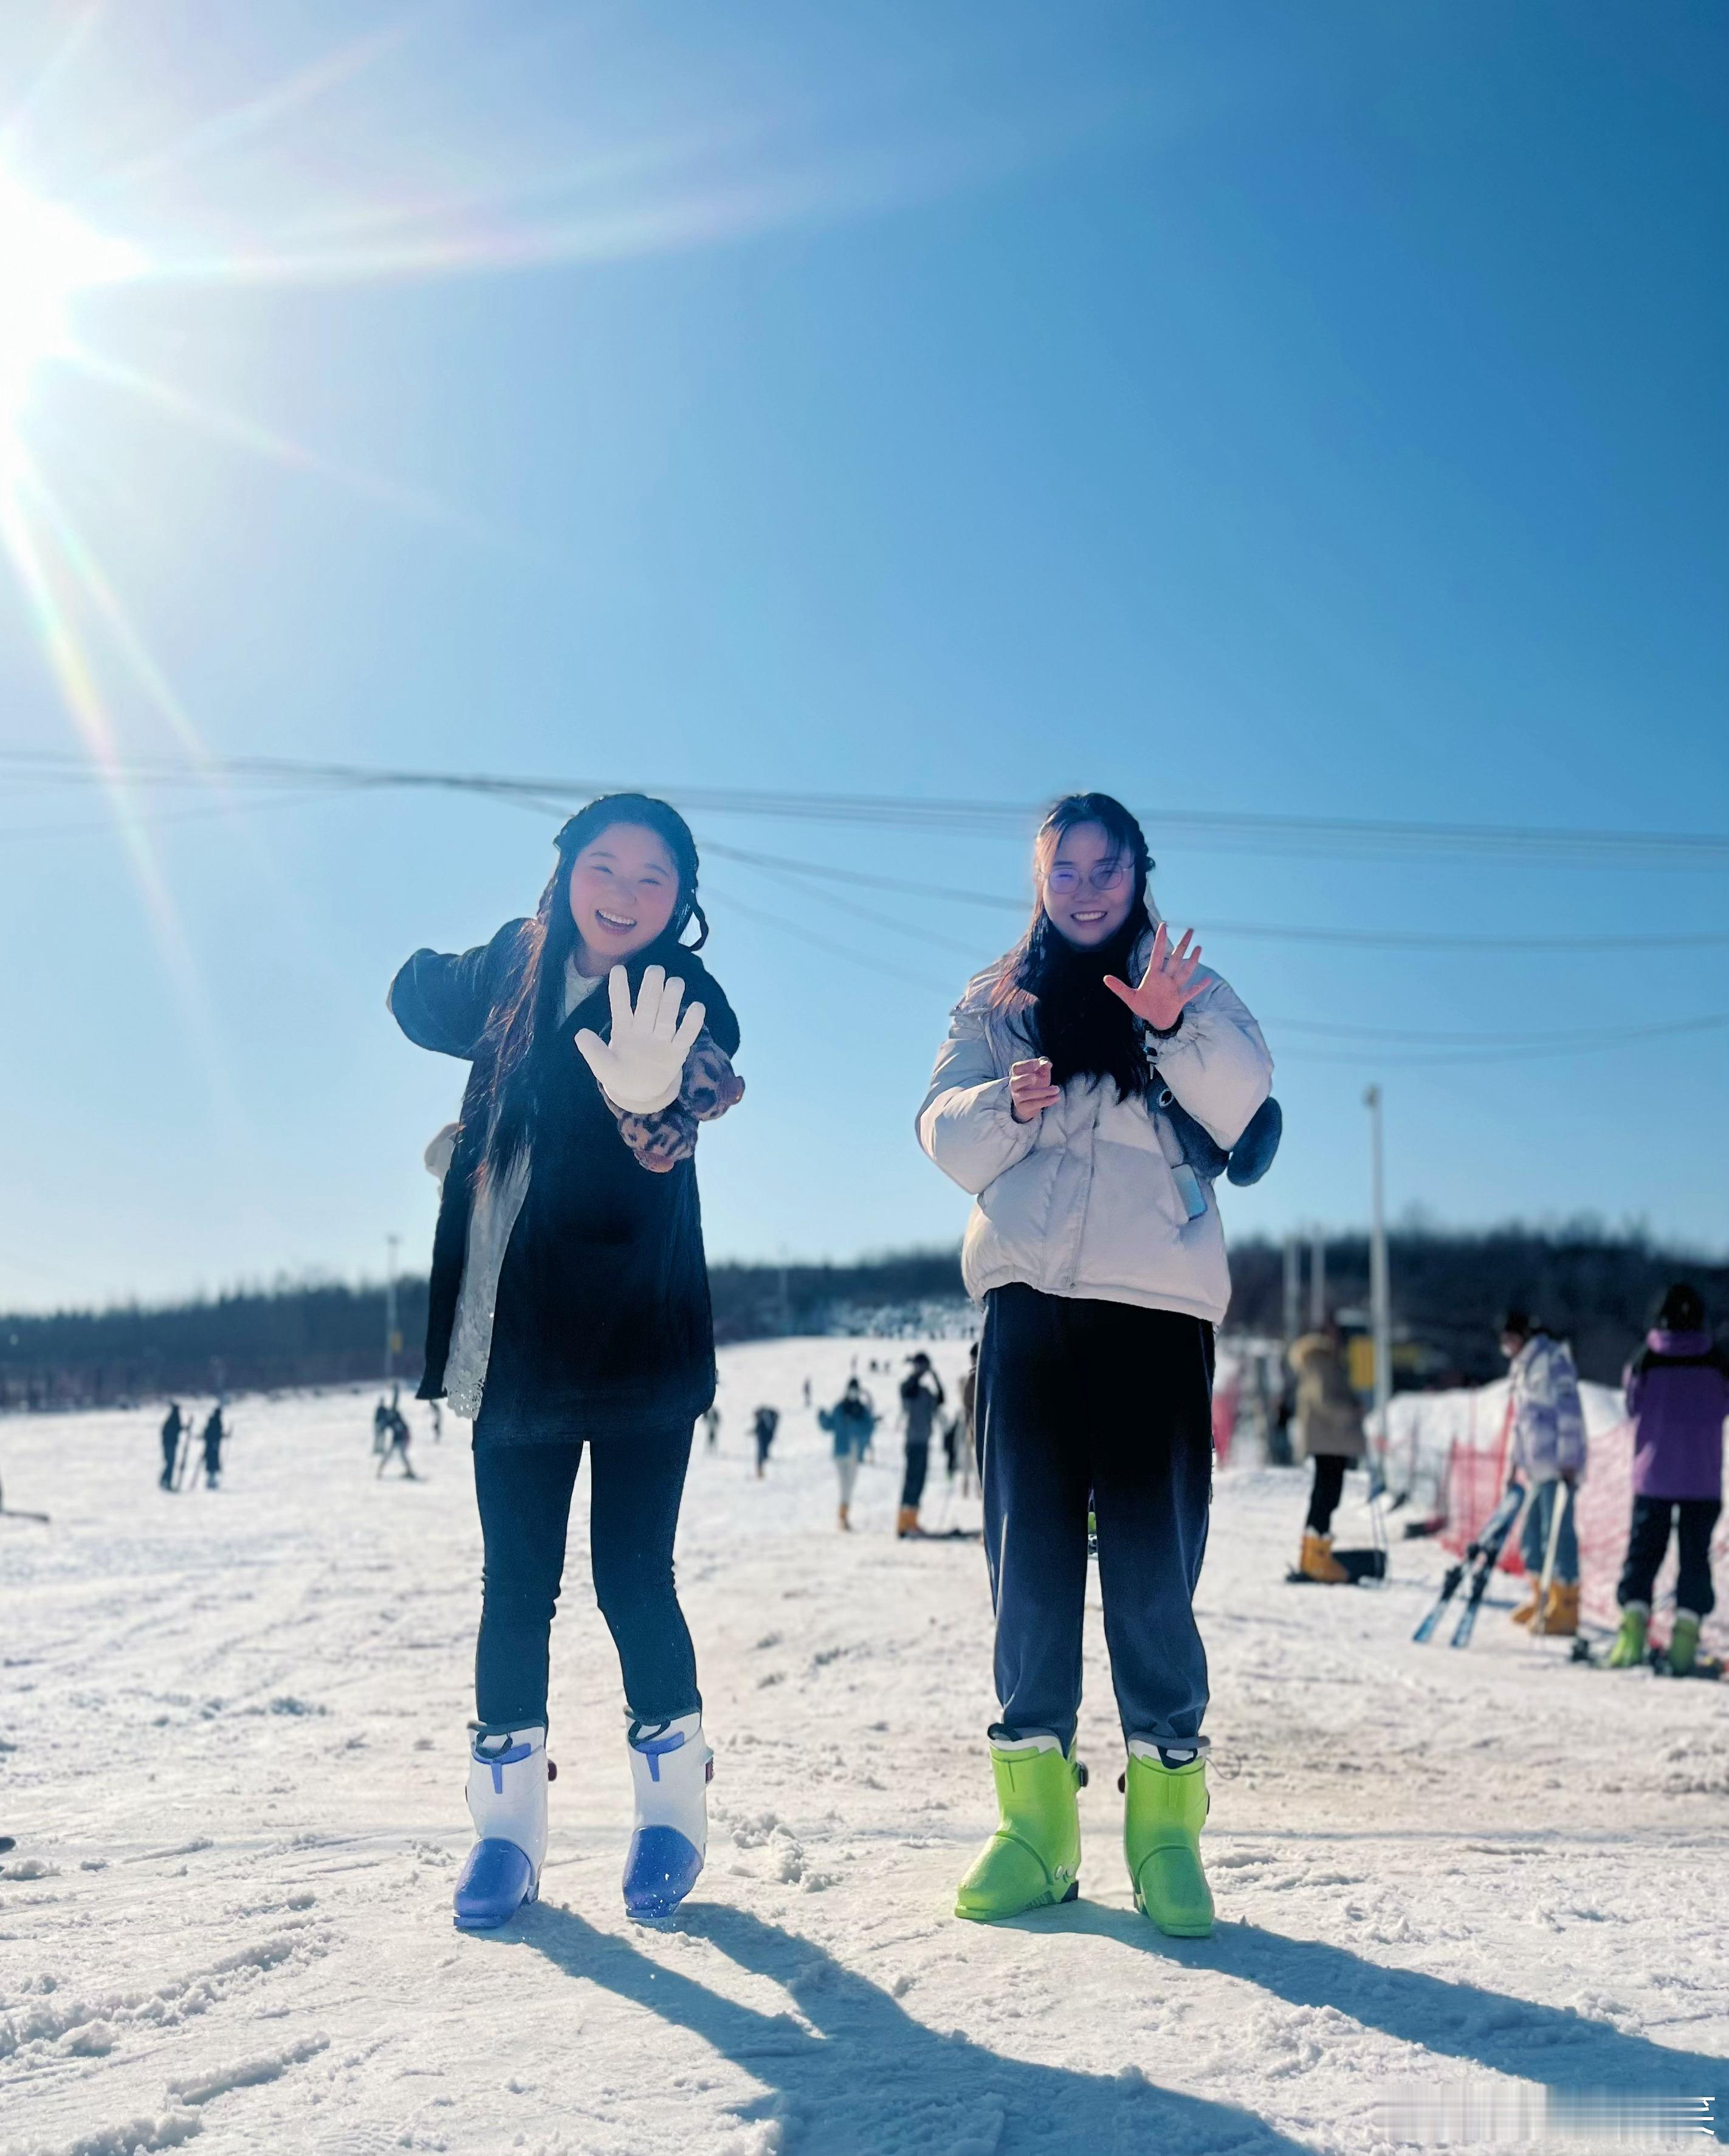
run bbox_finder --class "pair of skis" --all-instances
[1413,1480,1525,1647]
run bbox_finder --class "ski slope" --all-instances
[2,1338,1727,2156]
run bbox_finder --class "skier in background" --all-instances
[703,1405,721,1452]
[199,1406,227,1490]
[1287,1320,1366,1582]
[378,1397,418,1479]
[896,1353,947,1537]
[820,1378,876,1531]
[1500,1308,1586,1635]
[752,1404,779,1478]
[373,1396,391,1458]
[159,1402,185,1491]
[429,1399,444,1442]
[1608,1284,1728,1674]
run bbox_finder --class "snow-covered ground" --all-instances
[2,1338,1727,2156]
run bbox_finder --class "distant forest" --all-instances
[1,1227,1721,1410]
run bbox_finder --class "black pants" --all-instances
[901,1441,930,1510]
[978,1284,1214,1753]
[1305,1453,1349,1537]
[472,1426,698,1729]
[1618,1495,1720,1618]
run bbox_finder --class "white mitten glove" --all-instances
[574,964,706,1115]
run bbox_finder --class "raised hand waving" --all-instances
[1103,923,1206,1034]
[574,964,706,1114]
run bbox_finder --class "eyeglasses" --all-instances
[1045,860,1128,896]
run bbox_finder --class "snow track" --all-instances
[2,1340,1726,2153]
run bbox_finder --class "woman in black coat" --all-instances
[390,795,743,1931]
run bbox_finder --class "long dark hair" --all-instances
[989,791,1158,1101]
[480,794,709,1180]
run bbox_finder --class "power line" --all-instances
[3,748,1725,869]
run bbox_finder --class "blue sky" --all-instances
[1,1,1725,1311]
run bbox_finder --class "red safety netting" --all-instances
[1211,1378,1239,1468]
[1440,1398,1521,1571]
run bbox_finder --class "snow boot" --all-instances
[623,1711,712,1921]
[1511,1585,1541,1626]
[896,1506,919,1538]
[837,1504,851,1532]
[1670,1612,1701,1676]
[955,1735,1082,1922]
[1541,1582,1579,1637]
[1124,1746,1214,1938]
[1607,1604,1648,1669]
[1299,1531,1349,1584]
[454,1722,549,1931]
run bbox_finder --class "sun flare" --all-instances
[0,171,142,448]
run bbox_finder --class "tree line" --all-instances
[1,1226,1719,1410]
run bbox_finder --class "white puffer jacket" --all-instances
[916,939,1272,1325]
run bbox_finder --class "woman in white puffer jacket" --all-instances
[916,792,1271,1937]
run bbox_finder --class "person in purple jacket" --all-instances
[1609,1285,1729,1674]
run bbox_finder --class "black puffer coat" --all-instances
[389,920,740,1441]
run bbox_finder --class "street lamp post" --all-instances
[1364,1087,1392,1445]
[384,1232,400,1387]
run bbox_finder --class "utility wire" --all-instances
[3,748,1724,868]
[9,766,1725,951]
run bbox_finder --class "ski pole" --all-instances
[1531,1480,1573,1639]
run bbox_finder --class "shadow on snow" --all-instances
[1039,1902,1729,2137]
[517,1898,1313,2154]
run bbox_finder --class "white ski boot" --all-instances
[453,1722,549,1932]
[622,1711,712,1921]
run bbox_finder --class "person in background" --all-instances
[373,1396,391,1458]
[752,1404,780,1480]
[1287,1320,1366,1582]
[200,1404,227,1490]
[958,1339,980,1497]
[429,1400,444,1442]
[1609,1284,1728,1674]
[820,1378,876,1531]
[896,1353,947,1537]
[379,1395,418,1480]
[1500,1308,1586,1635]
[159,1402,185,1491]
[703,1405,721,1453]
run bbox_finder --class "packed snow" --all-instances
[2,1338,1727,2156]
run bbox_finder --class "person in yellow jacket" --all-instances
[1288,1322,1366,1582]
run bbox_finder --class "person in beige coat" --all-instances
[1287,1320,1366,1582]
[917,790,1271,1936]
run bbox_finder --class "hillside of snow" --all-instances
[2,1337,1727,2155]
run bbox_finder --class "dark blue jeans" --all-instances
[472,1427,698,1729]
[1618,1495,1720,1618]
[977,1285,1214,1753]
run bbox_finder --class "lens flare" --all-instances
[0,170,141,461]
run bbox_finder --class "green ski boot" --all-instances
[1124,1749,1214,1938]
[1607,1605,1648,1669]
[1669,1612,1700,1676]
[955,1739,1082,1921]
